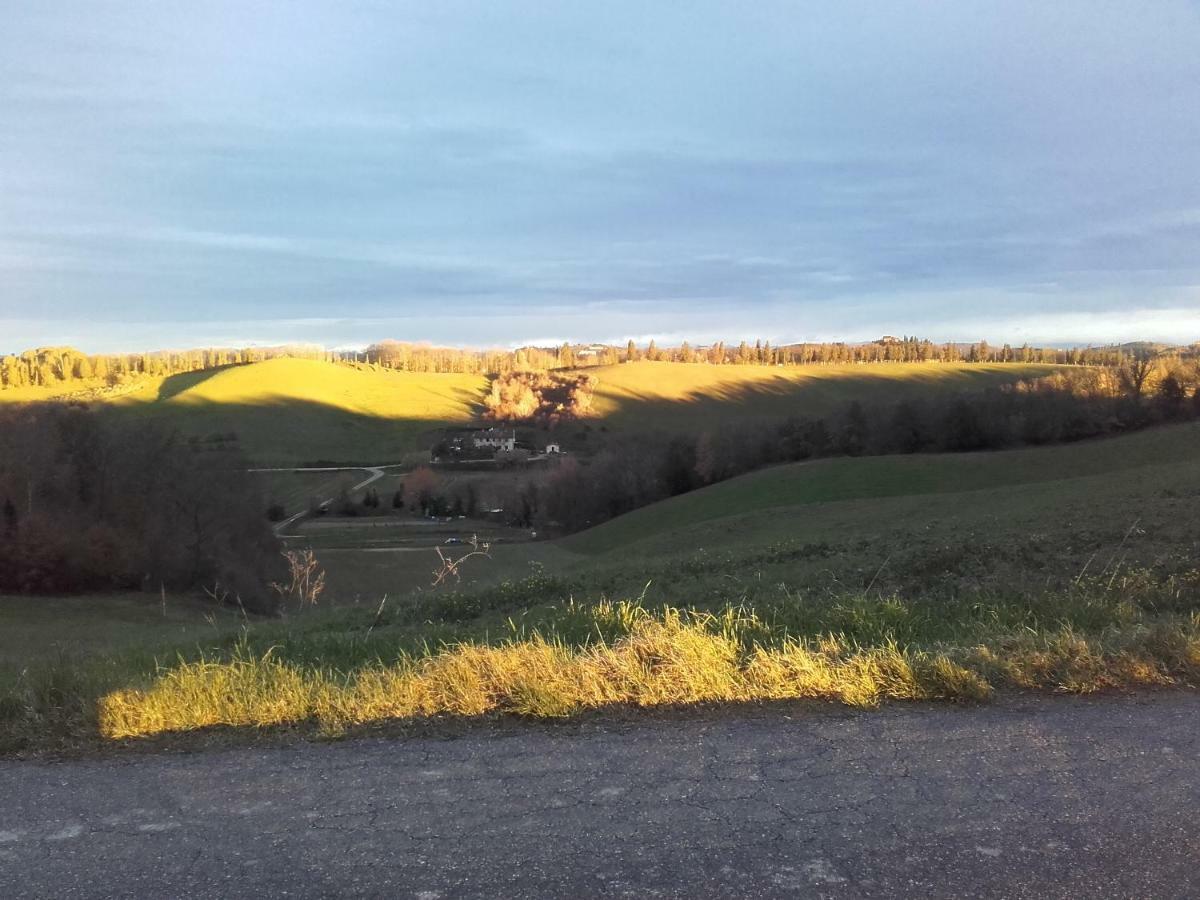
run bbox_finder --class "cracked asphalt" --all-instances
[2,691,1198,898]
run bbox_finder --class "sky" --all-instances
[2,1,1200,354]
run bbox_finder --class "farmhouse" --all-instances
[544,442,561,454]
[471,428,516,452]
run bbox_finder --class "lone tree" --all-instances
[1119,351,1155,402]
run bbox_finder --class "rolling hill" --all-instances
[5,357,1077,466]
[113,358,488,466]
[583,360,1064,432]
[562,421,1200,556]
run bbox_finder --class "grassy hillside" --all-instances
[584,360,1063,432]
[5,358,1069,465]
[109,359,488,466]
[564,421,1200,556]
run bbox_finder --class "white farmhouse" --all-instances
[472,428,516,452]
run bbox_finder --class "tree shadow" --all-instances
[155,365,240,401]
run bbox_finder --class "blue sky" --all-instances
[2,1,1199,353]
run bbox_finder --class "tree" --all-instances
[1157,374,1187,420]
[886,402,928,454]
[1119,352,1155,402]
[625,339,638,363]
[942,398,989,451]
[402,467,440,515]
[838,402,869,456]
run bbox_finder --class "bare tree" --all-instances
[1119,352,1155,402]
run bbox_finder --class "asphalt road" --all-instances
[3,692,1198,898]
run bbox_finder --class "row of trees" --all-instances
[365,337,1164,372]
[7,338,1195,391]
[500,364,1200,534]
[0,344,331,391]
[626,337,1168,368]
[0,405,281,606]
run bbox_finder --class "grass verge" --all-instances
[3,582,1200,752]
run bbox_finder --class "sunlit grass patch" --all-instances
[5,583,1200,752]
[97,611,978,739]
[94,605,1200,742]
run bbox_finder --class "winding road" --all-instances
[3,691,1199,897]
[250,465,392,535]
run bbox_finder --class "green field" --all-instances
[5,419,1200,751]
[564,422,1200,555]
[6,360,1200,750]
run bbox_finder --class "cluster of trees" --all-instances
[0,344,331,391]
[0,405,281,607]
[482,372,598,424]
[362,341,568,374]
[499,363,1200,534]
[383,467,486,518]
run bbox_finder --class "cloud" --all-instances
[2,1,1200,351]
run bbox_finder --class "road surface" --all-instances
[3,691,1198,898]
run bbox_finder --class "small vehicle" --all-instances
[444,537,462,545]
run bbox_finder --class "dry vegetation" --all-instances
[86,603,1200,741]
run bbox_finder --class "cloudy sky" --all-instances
[2,1,1199,353]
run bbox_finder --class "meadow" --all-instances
[584,360,1062,433]
[1,357,1063,466]
[111,359,488,466]
[3,416,1199,752]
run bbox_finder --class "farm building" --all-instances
[471,428,516,452]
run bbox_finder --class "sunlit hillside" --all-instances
[113,358,488,466]
[583,360,1064,431]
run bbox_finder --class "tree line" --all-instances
[0,404,281,608]
[0,344,333,391]
[492,361,1200,534]
[6,337,1194,392]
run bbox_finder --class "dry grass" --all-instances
[96,607,1200,741]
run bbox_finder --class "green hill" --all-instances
[113,358,488,466]
[5,357,1071,466]
[564,421,1200,557]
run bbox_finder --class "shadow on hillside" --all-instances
[99,386,490,466]
[590,364,1061,431]
[155,365,241,401]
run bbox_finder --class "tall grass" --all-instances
[6,589,1200,751]
[95,604,1200,742]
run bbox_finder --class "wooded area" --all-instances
[0,405,280,607]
